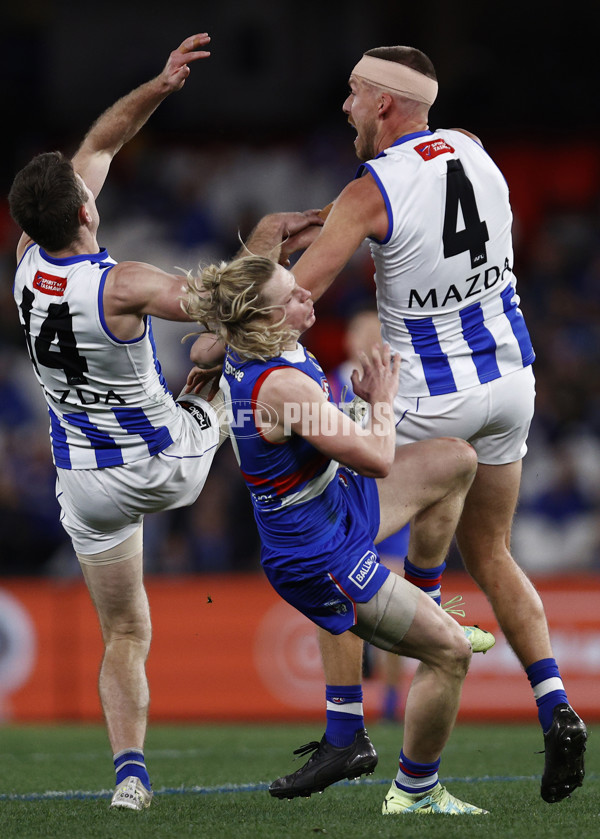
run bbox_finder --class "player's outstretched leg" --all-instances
[268,729,378,799]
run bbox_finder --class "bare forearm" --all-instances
[241,215,285,260]
[349,344,400,474]
[72,32,210,196]
[364,401,396,473]
[241,210,324,261]
[77,77,172,158]
[293,247,340,302]
[190,333,226,367]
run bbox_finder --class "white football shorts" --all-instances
[394,365,535,465]
[56,394,221,555]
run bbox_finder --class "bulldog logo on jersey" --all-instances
[324,598,349,616]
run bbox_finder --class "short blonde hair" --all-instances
[184,256,299,360]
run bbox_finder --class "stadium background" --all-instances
[0,1,599,723]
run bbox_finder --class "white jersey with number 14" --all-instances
[14,244,184,470]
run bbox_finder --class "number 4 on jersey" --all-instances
[442,158,489,269]
[19,287,88,386]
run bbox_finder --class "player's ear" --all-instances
[378,92,394,115]
[78,204,92,225]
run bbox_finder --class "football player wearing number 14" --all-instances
[248,46,587,809]
[8,33,319,813]
[8,33,217,814]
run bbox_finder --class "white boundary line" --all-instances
[0,774,568,802]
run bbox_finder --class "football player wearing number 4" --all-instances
[8,33,319,812]
[247,45,586,808]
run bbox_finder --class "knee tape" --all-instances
[77,525,143,566]
[354,573,419,651]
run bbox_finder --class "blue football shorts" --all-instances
[261,467,391,634]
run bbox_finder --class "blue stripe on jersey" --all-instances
[501,285,535,364]
[39,247,112,267]
[147,319,171,395]
[404,317,457,394]
[98,267,148,345]
[62,412,124,467]
[113,407,173,456]
[360,164,394,244]
[389,129,433,149]
[459,301,500,382]
[16,242,36,272]
[48,407,71,468]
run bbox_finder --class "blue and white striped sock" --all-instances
[114,748,151,791]
[325,685,364,748]
[526,658,569,733]
[404,558,446,605]
[394,749,440,794]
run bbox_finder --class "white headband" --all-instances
[351,55,438,106]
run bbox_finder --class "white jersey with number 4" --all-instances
[14,244,185,470]
[359,128,535,397]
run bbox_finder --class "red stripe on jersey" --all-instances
[250,366,290,444]
[251,366,289,404]
[242,449,329,497]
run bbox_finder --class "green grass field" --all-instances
[0,721,597,838]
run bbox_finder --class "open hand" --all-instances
[162,33,212,91]
[184,365,221,399]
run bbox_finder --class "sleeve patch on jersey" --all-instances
[414,139,455,161]
[178,400,212,431]
[33,271,67,296]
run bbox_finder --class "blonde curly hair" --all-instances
[183,255,299,360]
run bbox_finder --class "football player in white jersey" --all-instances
[8,33,321,812]
[244,46,586,806]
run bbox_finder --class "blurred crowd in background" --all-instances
[2,133,600,579]
[2,2,600,579]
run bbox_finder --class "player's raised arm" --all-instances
[242,210,324,264]
[292,174,388,301]
[189,333,227,368]
[72,32,211,198]
[258,346,399,479]
[102,260,192,332]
